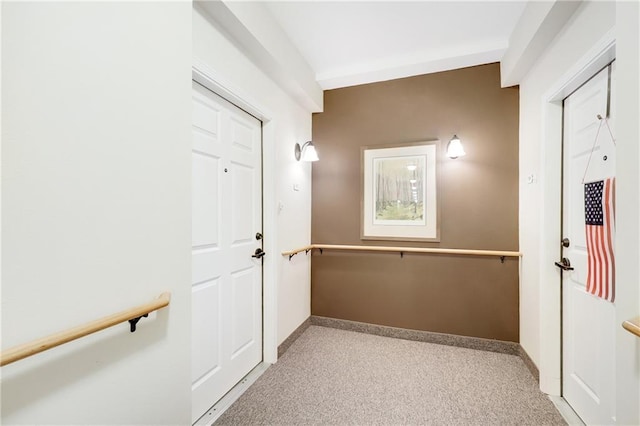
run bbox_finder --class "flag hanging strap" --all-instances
[581,114,617,184]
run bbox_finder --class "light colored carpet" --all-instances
[215,326,566,425]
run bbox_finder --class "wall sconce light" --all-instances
[295,141,319,162]
[446,135,466,159]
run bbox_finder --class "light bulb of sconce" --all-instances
[446,135,466,159]
[301,144,319,162]
[295,141,319,162]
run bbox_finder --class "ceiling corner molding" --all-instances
[500,0,584,88]
[195,0,323,113]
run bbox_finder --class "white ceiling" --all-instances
[265,1,527,89]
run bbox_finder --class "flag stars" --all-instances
[585,181,604,225]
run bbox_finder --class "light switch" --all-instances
[293,183,300,191]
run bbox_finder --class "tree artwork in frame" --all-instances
[361,141,440,242]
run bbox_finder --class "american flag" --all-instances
[584,177,615,302]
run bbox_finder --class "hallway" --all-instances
[214,326,565,425]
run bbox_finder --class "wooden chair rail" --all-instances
[0,292,171,367]
[622,317,640,338]
[282,244,522,260]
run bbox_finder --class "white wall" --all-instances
[500,0,582,88]
[1,2,192,425]
[193,6,313,347]
[614,2,640,424]
[219,1,322,112]
[2,3,313,423]
[519,0,615,386]
[519,1,640,422]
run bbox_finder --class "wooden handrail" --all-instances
[0,292,171,367]
[281,245,315,257]
[282,244,521,260]
[622,316,640,338]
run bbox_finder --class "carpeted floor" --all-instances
[215,326,566,425]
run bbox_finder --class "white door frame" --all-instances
[537,30,616,396]
[192,58,278,364]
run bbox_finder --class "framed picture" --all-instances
[361,140,440,242]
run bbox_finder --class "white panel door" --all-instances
[562,64,616,425]
[191,81,263,423]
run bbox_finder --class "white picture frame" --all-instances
[361,141,440,242]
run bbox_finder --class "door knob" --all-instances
[252,248,265,259]
[562,238,570,248]
[554,257,574,271]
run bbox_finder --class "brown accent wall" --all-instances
[311,63,520,342]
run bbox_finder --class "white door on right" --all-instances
[562,63,616,425]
